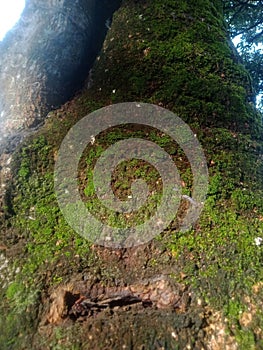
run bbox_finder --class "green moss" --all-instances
[89,0,262,136]
[1,0,263,347]
[5,281,24,300]
[5,135,93,288]
[80,126,187,228]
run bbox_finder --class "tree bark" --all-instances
[0,0,121,142]
[0,0,262,349]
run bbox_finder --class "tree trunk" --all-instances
[0,0,262,349]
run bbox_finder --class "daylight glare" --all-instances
[232,35,263,110]
[0,0,25,41]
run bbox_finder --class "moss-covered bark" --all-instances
[0,0,262,349]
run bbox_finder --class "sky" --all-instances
[0,0,25,41]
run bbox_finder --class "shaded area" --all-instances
[0,0,121,142]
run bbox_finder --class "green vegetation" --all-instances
[224,0,263,106]
[80,126,189,229]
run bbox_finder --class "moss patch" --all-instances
[1,0,263,348]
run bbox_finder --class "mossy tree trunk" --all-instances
[0,0,262,349]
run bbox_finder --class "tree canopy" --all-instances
[224,0,263,107]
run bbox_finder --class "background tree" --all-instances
[224,0,263,106]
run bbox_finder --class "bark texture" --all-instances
[0,0,120,142]
[0,0,262,349]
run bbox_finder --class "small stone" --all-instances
[197,298,202,306]
[171,331,177,339]
[254,237,262,246]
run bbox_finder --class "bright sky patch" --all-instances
[0,0,25,41]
